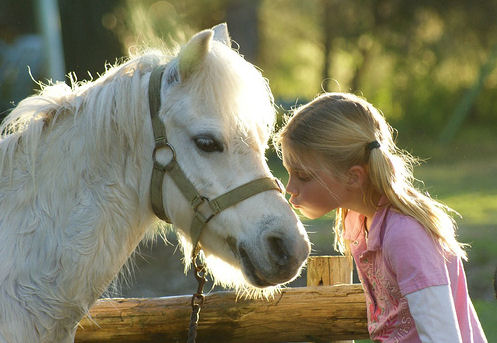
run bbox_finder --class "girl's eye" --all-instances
[193,135,224,153]
[295,171,311,182]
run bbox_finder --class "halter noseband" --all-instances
[148,65,284,253]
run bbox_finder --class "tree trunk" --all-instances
[321,0,334,91]
[225,0,260,63]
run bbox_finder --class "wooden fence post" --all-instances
[307,255,355,343]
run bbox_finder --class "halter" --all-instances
[148,65,284,254]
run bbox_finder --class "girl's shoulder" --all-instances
[382,207,434,246]
[386,206,422,227]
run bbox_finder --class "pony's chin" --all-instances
[239,247,277,288]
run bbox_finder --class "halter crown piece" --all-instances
[148,65,284,255]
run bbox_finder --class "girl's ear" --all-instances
[346,165,368,188]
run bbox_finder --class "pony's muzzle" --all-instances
[238,244,275,287]
[238,230,310,288]
[263,233,308,283]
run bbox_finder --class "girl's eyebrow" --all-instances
[282,158,307,174]
[287,166,307,175]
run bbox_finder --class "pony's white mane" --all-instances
[0,39,280,341]
[0,52,165,173]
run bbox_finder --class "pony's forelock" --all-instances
[184,41,275,147]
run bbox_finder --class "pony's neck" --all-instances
[45,62,159,300]
[0,59,160,342]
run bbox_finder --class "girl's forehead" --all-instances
[282,149,342,179]
[282,153,318,173]
[281,152,302,169]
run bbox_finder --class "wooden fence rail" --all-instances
[75,256,369,342]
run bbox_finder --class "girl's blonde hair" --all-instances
[275,92,466,259]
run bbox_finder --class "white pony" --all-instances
[0,24,310,342]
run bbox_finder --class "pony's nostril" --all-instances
[267,236,289,266]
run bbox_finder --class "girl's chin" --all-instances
[296,207,334,220]
[296,208,320,220]
[303,213,320,220]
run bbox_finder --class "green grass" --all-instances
[474,299,497,339]
[411,142,497,303]
[267,128,497,341]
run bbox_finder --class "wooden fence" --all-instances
[75,256,369,343]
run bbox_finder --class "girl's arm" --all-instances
[405,284,462,343]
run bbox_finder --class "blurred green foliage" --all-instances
[2,0,497,140]
[258,0,497,140]
[108,0,497,141]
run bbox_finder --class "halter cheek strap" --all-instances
[149,65,170,222]
[148,65,284,253]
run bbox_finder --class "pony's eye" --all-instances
[193,135,224,153]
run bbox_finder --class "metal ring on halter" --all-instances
[152,141,176,171]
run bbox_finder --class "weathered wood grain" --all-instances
[75,285,368,343]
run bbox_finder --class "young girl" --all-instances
[275,92,487,342]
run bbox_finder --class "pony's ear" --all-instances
[178,29,213,82]
[211,23,231,47]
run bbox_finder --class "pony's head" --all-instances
[152,24,310,292]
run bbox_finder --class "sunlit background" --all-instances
[1,0,496,340]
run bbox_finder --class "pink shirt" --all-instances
[344,204,487,342]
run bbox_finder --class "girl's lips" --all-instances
[289,198,301,209]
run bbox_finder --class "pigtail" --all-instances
[333,207,349,255]
[367,137,467,259]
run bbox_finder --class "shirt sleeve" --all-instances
[406,285,462,342]
[383,215,449,296]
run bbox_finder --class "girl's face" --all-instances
[283,158,349,220]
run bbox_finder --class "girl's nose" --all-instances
[285,180,294,195]
[285,178,298,197]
